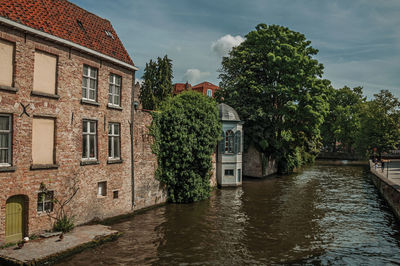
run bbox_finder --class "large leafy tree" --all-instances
[321,86,365,153]
[356,90,400,156]
[216,24,330,173]
[140,55,173,110]
[151,91,221,203]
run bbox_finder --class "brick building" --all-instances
[0,0,166,245]
[173,81,220,98]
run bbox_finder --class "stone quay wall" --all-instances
[369,161,400,221]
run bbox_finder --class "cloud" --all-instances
[211,34,245,57]
[182,69,210,84]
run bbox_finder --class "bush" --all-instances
[151,91,221,203]
[53,215,74,233]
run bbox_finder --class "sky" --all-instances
[70,0,400,99]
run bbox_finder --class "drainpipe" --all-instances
[130,72,136,209]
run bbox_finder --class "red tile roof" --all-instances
[0,0,134,66]
[173,82,192,95]
[192,82,220,91]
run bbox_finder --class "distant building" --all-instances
[173,81,220,98]
[217,103,243,187]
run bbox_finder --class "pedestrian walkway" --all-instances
[0,224,119,265]
[371,160,400,187]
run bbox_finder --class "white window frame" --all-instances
[98,181,107,196]
[0,114,12,167]
[82,65,97,102]
[225,130,234,154]
[108,73,121,107]
[108,123,121,160]
[37,191,54,213]
[207,89,212,97]
[82,120,97,160]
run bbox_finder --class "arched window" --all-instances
[225,130,234,153]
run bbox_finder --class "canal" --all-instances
[58,163,400,265]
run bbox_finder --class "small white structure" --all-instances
[217,103,243,187]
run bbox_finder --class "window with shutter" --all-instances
[219,131,225,154]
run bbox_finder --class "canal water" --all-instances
[58,164,400,265]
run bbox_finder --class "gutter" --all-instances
[130,75,136,209]
[0,16,139,71]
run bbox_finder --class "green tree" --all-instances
[321,86,365,153]
[356,90,400,156]
[151,91,221,203]
[216,24,330,173]
[140,55,173,110]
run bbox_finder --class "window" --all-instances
[234,131,242,154]
[108,74,121,107]
[0,39,14,87]
[33,50,57,95]
[207,89,212,97]
[113,190,119,199]
[237,169,241,182]
[225,169,234,176]
[37,191,54,212]
[108,123,120,159]
[0,114,12,166]
[82,120,97,160]
[225,130,234,153]
[32,118,55,165]
[82,65,97,101]
[98,181,107,196]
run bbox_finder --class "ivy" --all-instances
[150,91,222,203]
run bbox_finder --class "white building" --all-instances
[217,103,243,187]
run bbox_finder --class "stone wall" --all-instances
[243,144,277,178]
[369,162,400,221]
[0,25,134,244]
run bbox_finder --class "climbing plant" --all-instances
[151,91,221,203]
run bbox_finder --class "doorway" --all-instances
[5,195,27,243]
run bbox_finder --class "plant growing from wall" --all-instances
[151,91,221,203]
[39,180,79,233]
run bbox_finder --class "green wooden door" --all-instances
[5,196,25,243]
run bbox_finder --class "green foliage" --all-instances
[321,86,365,153]
[140,55,174,110]
[216,24,330,173]
[53,215,74,233]
[151,91,221,203]
[356,90,400,156]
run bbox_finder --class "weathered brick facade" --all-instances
[0,24,136,244]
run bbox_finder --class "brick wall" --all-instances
[0,25,134,244]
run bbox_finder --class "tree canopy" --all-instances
[140,55,173,110]
[356,90,400,156]
[216,24,330,172]
[150,91,221,203]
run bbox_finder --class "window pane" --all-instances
[108,94,113,104]
[90,122,95,133]
[114,136,120,158]
[109,74,113,83]
[83,121,88,133]
[89,89,95,100]
[0,149,7,163]
[115,87,120,96]
[83,65,88,76]
[108,136,112,157]
[89,135,95,158]
[116,76,121,85]
[90,68,97,78]
[82,77,88,88]
[114,124,119,135]
[45,191,54,201]
[109,84,113,94]
[89,79,96,89]
[0,133,8,148]
[82,135,87,158]
[82,87,87,98]
[37,202,43,212]
[114,95,120,106]
[108,124,112,134]
[0,116,9,130]
[44,202,53,212]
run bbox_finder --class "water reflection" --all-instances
[58,165,400,265]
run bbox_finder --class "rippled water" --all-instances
[58,164,400,265]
